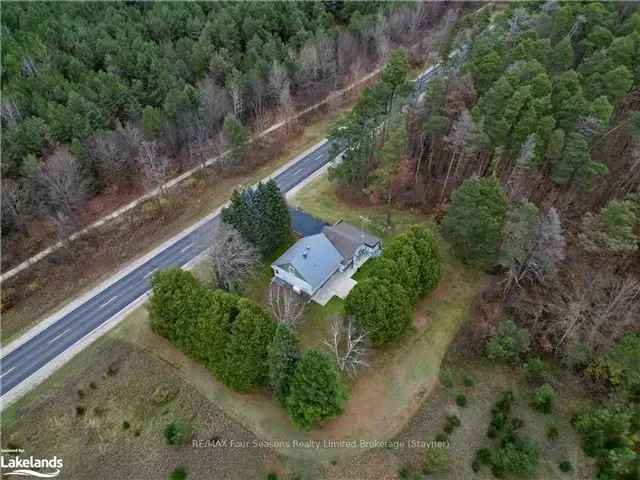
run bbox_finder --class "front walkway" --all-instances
[311,254,375,306]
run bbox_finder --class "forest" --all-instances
[330,1,640,357]
[1,1,452,252]
[328,2,639,478]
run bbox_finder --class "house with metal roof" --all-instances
[271,220,381,302]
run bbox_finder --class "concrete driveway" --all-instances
[312,270,357,306]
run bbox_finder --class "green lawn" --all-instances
[291,175,429,241]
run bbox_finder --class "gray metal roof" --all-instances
[272,233,343,289]
[322,221,381,260]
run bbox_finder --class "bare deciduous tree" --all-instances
[554,274,640,354]
[441,110,479,202]
[198,76,232,135]
[279,81,296,135]
[138,140,170,199]
[90,122,140,185]
[502,206,566,295]
[208,222,260,292]
[505,135,536,202]
[226,69,244,117]
[2,179,34,235]
[36,148,87,225]
[1,99,21,128]
[322,316,369,376]
[267,283,305,328]
[187,116,210,172]
[269,60,289,100]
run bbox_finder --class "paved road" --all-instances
[0,64,441,400]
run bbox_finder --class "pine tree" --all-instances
[551,132,608,187]
[221,180,291,255]
[442,177,508,268]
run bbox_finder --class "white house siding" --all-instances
[273,267,313,295]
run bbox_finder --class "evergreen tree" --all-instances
[221,180,291,255]
[267,325,300,405]
[220,299,277,391]
[551,132,608,187]
[192,289,239,369]
[286,350,348,429]
[345,278,412,346]
[548,38,574,73]
[442,177,508,269]
[148,268,206,351]
[222,113,249,165]
[579,199,639,256]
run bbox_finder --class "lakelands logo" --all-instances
[1,449,63,478]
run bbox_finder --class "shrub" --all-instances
[490,412,508,433]
[486,320,530,363]
[267,325,300,405]
[490,436,540,476]
[509,417,524,430]
[495,390,516,414]
[164,421,192,445]
[587,333,640,400]
[435,433,448,443]
[559,460,573,473]
[546,424,559,440]
[398,465,411,480]
[423,447,449,474]
[531,384,555,414]
[440,368,454,388]
[444,415,461,434]
[463,375,475,388]
[574,407,638,478]
[441,177,508,268]
[266,474,278,480]
[122,421,130,430]
[170,467,187,480]
[89,381,98,389]
[446,415,461,428]
[106,363,119,376]
[523,358,545,383]
[471,460,481,473]
[456,393,468,407]
[476,448,492,465]
[344,278,412,347]
[286,350,348,429]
